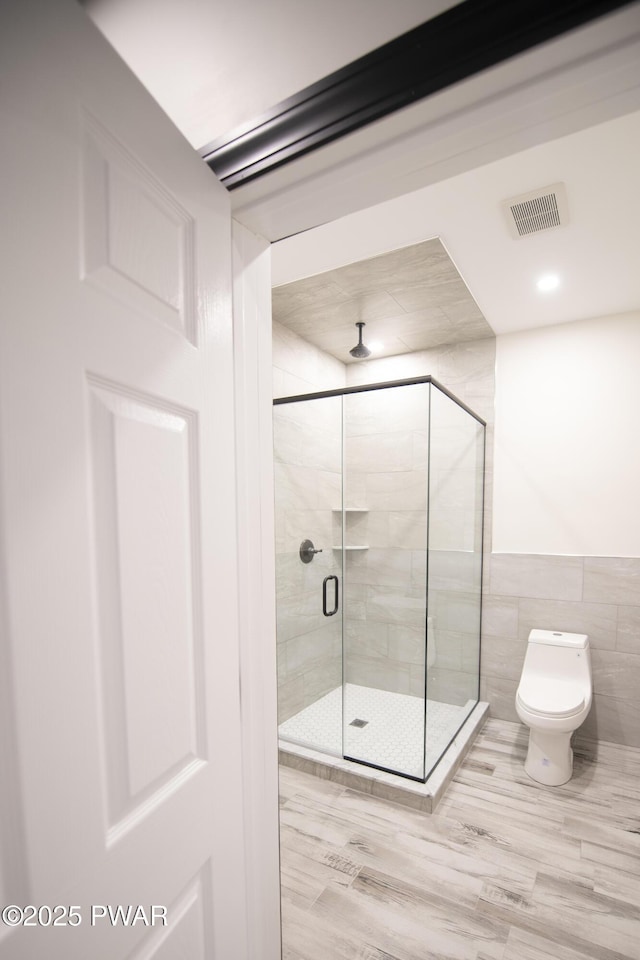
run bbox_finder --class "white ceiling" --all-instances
[83,0,453,147]
[83,1,640,342]
[273,109,640,336]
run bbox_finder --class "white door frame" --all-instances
[232,220,282,959]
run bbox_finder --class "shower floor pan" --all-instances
[279,684,489,813]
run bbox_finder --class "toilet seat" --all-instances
[517,677,585,718]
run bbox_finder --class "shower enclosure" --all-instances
[273,377,485,782]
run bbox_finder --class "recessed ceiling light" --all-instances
[536,273,560,292]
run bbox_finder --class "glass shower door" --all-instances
[425,383,484,773]
[274,377,485,784]
[273,395,343,755]
[342,383,430,780]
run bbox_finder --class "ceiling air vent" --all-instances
[502,182,569,239]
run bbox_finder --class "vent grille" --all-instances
[502,183,568,239]
[511,193,560,236]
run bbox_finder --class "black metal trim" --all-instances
[477,425,487,704]
[346,708,502,783]
[423,383,432,763]
[273,375,487,426]
[322,575,339,617]
[201,0,636,189]
[423,710,479,779]
[342,755,427,785]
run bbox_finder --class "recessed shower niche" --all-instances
[274,376,488,807]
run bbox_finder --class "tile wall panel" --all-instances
[583,557,640,605]
[273,323,345,722]
[483,554,640,746]
[489,554,584,601]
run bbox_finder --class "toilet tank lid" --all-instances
[528,629,588,648]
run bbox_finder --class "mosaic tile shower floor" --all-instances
[278,684,473,779]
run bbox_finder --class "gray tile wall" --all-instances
[342,382,430,696]
[346,339,495,554]
[274,334,496,723]
[483,555,640,747]
[339,346,492,705]
[273,319,345,400]
[273,322,345,723]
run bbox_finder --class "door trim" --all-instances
[200,0,635,189]
[232,220,282,960]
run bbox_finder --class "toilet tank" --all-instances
[523,629,591,685]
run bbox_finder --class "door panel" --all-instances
[0,1,251,956]
[88,380,204,833]
[81,111,198,343]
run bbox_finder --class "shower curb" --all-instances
[279,701,489,813]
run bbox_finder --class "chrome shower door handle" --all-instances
[322,575,339,617]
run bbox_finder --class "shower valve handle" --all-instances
[299,539,322,564]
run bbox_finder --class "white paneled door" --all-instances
[0,1,258,957]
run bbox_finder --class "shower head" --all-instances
[349,322,371,359]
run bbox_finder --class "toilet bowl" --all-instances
[515,629,592,786]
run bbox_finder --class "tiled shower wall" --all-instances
[344,345,491,707]
[273,321,345,722]
[342,382,484,708]
[341,382,431,697]
[273,319,345,399]
[274,328,495,722]
[424,390,484,709]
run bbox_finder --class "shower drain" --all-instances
[349,718,369,728]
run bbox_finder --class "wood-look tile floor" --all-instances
[279,718,640,960]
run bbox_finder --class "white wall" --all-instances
[493,312,640,557]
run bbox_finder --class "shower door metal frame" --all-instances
[274,375,486,783]
[273,375,487,424]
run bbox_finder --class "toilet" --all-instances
[515,629,592,786]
